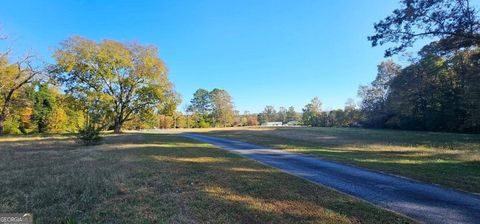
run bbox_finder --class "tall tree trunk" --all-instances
[1,101,9,135]
[113,120,123,134]
[0,116,4,135]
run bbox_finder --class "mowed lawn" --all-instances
[0,134,411,224]
[186,127,480,193]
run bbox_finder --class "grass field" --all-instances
[0,133,411,223]
[183,127,480,193]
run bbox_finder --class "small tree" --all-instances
[31,82,56,133]
[286,106,299,122]
[302,97,322,126]
[358,60,401,128]
[209,88,234,127]
[259,106,276,123]
[278,107,287,124]
[246,116,259,126]
[77,124,102,145]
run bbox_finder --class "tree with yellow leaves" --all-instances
[51,36,177,133]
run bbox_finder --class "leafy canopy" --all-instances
[369,0,480,56]
[52,36,175,132]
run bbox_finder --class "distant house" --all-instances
[261,122,283,127]
[285,121,301,126]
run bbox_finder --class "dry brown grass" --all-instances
[0,133,412,223]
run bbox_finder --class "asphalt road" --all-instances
[180,133,480,224]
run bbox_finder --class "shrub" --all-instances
[198,120,211,128]
[77,125,102,145]
[3,117,21,135]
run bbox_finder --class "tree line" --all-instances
[147,0,480,133]
[253,0,480,133]
[359,0,480,132]
[143,87,262,129]
[358,48,480,132]
[1,0,478,134]
[1,36,178,134]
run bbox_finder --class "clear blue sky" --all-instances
[0,0,403,113]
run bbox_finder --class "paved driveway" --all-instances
[181,133,480,224]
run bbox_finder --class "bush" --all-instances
[3,117,21,135]
[77,125,102,145]
[198,120,211,128]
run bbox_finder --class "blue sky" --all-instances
[0,0,403,113]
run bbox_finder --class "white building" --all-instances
[261,122,283,127]
[285,121,300,126]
